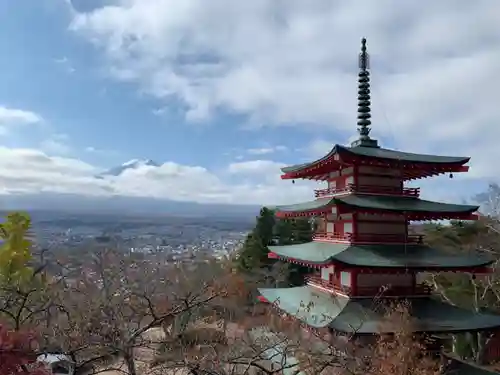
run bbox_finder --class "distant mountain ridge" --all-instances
[99,159,160,177]
[0,159,261,218]
[1,193,260,218]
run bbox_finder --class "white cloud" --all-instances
[85,146,119,157]
[0,147,105,196]
[0,106,42,132]
[53,56,76,73]
[68,0,500,180]
[0,146,316,205]
[40,134,71,155]
[228,160,284,179]
[247,146,287,155]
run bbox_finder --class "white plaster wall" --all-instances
[343,222,353,233]
[328,180,337,189]
[339,213,352,220]
[326,222,334,233]
[340,272,351,286]
[341,167,354,175]
[321,266,334,281]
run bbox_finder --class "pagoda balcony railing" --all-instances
[314,184,420,198]
[313,232,424,244]
[306,276,351,294]
[306,276,432,297]
[356,284,432,297]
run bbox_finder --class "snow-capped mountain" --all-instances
[99,159,160,177]
[1,158,259,217]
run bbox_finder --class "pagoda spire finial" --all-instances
[351,37,379,148]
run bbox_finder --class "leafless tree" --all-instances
[428,184,500,363]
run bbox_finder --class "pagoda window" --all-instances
[345,175,354,186]
[321,266,334,281]
[340,213,353,220]
[340,271,351,287]
[343,222,353,234]
[341,167,354,175]
[326,222,334,233]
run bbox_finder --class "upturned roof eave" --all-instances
[280,145,341,175]
[267,242,495,269]
[275,196,479,217]
[280,144,471,178]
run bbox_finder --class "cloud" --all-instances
[0,146,315,205]
[40,134,71,155]
[0,106,42,127]
[68,0,500,180]
[53,56,76,73]
[0,142,484,207]
[0,147,104,196]
[85,146,119,157]
[247,146,287,155]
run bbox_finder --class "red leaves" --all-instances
[0,324,48,375]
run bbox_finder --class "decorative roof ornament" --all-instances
[351,38,379,148]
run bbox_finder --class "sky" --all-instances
[0,0,499,206]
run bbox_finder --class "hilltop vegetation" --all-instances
[2,184,500,374]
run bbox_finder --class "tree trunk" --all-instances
[452,335,459,355]
[475,332,487,365]
[123,349,137,375]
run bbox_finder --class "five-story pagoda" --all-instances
[257,38,500,338]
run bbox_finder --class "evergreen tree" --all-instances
[285,218,313,286]
[237,207,314,286]
[237,232,270,272]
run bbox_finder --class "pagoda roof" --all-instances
[258,286,500,334]
[281,145,470,178]
[442,355,500,375]
[268,242,493,269]
[275,195,478,218]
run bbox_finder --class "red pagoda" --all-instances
[257,38,500,341]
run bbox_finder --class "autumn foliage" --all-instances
[369,303,442,375]
[0,324,48,375]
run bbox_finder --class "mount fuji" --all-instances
[1,159,259,217]
[99,159,160,177]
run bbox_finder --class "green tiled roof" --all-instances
[337,195,478,213]
[281,145,469,174]
[268,242,493,269]
[275,197,333,213]
[258,286,500,334]
[346,145,469,164]
[275,195,478,215]
[442,355,500,375]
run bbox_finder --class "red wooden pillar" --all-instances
[353,212,358,239]
[351,269,358,296]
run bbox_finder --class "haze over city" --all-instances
[0,0,498,213]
